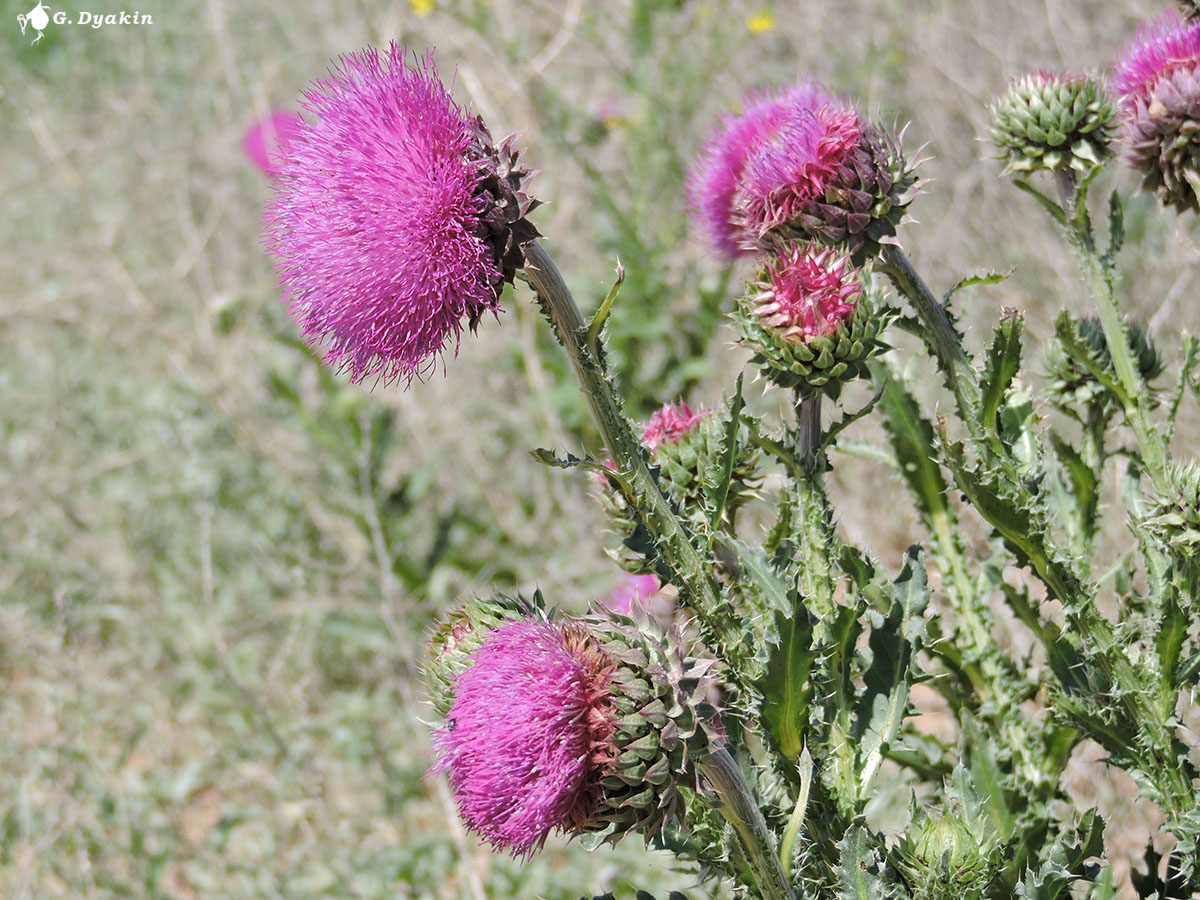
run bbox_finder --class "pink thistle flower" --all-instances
[601,572,661,615]
[738,105,865,236]
[242,111,303,175]
[641,400,708,452]
[686,82,834,258]
[1113,11,1200,109]
[752,244,862,343]
[1113,12,1200,212]
[432,620,616,858]
[265,45,538,385]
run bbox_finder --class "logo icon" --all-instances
[17,1,50,44]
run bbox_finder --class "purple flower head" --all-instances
[1113,12,1200,212]
[738,104,864,236]
[432,619,615,857]
[687,81,834,258]
[243,111,303,175]
[1113,11,1200,111]
[265,45,538,385]
[642,400,708,452]
[754,244,863,343]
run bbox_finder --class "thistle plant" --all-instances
[265,14,1200,899]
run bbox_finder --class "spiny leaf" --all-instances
[1014,809,1105,900]
[759,607,815,760]
[705,373,745,540]
[873,363,952,526]
[1103,188,1124,266]
[943,266,1015,306]
[1166,335,1198,449]
[855,547,929,797]
[1013,179,1068,226]
[1047,431,1100,549]
[837,826,885,900]
[981,310,1024,434]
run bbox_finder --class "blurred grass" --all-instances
[1,0,1198,898]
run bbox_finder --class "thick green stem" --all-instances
[1070,237,1167,487]
[879,245,981,428]
[699,747,797,900]
[521,243,724,624]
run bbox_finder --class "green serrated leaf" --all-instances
[759,607,814,760]
[943,267,1016,306]
[837,826,885,900]
[873,363,951,526]
[855,546,929,797]
[1015,809,1105,900]
[981,312,1024,433]
[1157,586,1188,686]
[1104,189,1124,264]
[1013,179,1068,226]
[705,373,745,539]
[1047,431,1100,549]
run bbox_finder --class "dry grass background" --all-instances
[2,0,1199,897]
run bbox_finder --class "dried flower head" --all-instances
[736,243,886,395]
[988,71,1116,175]
[431,614,721,856]
[265,45,539,384]
[1113,12,1200,212]
[687,81,916,261]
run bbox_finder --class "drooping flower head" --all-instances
[431,613,721,856]
[687,81,916,261]
[988,71,1116,175]
[1113,12,1200,212]
[736,242,886,396]
[423,593,539,718]
[642,400,709,452]
[265,44,539,384]
[243,111,304,175]
[432,619,615,857]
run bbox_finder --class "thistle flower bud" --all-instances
[895,807,1001,900]
[735,243,886,396]
[265,44,540,385]
[430,614,722,857]
[423,594,539,718]
[687,82,917,261]
[1144,462,1200,563]
[1113,12,1200,213]
[988,71,1116,175]
[1046,316,1162,421]
[594,402,759,571]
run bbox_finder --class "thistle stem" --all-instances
[879,245,982,429]
[521,243,725,626]
[1068,233,1167,488]
[795,392,822,468]
[699,747,797,900]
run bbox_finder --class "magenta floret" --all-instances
[1113,10,1200,110]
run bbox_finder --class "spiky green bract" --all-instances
[577,609,724,845]
[423,593,542,718]
[1045,314,1163,422]
[1144,462,1200,562]
[736,251,888,399]
[895,772,1003,900]
[989,72,1116,176]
